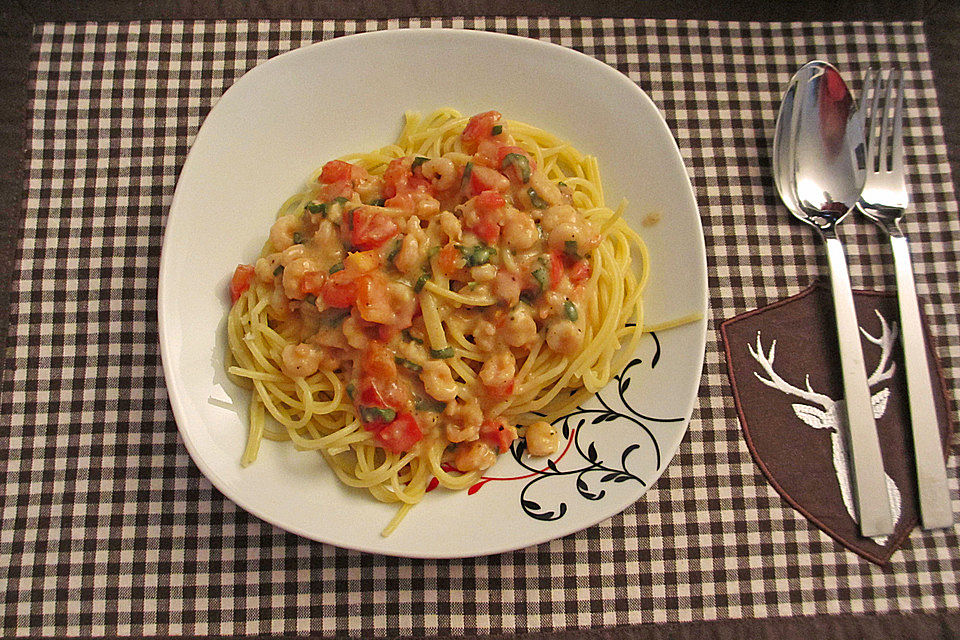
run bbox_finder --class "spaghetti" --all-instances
[225,109,649,535]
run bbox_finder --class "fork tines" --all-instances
[862,68,904,176]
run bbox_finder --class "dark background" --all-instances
[0,2,957,639]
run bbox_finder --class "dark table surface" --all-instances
[0,2,958,639]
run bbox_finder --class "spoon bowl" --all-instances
[793,62,864,226]
[775,61,865,233]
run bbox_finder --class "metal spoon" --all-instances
[772,61,894,537]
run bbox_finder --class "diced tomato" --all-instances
[375,412,423,453]
[474,219,500,244]
[483,377,515,401]
[383,158,408,182]
[383,159,429,194]
[569,259,592,285]
[383,191,411,212]
[300,271,324,296]
[382,158,408,199]
[366,376,409,412]
[550,252,564,290]
[461,111,502,145]
[437,243,463,275]
[358,379,388,410]
[472,191,505,243]
[469,167,503,196]
[355,273,393,324]
[361,341,397,380]
[480,419,518,453]
[350,207,398,250]
[382,157,437,212]
[406,173,431,191]
[475,190,505,214]
[320,271,359,308]
[378,324,400,342]
[319,160,354,184]
[229,264,255,304]
[358,350,411,414]
[317,179,353,202]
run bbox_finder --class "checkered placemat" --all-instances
[2,18,958,637]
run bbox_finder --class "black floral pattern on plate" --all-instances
[504,333,686,522]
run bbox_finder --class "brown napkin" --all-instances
[720,284,954,565]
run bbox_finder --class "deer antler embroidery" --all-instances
[748,311,901,542]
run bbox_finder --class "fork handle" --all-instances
[825,235,895,537]
[890,234,954,529]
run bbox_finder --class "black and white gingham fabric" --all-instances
[1,18,958,636]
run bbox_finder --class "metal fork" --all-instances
[858,68,954,529]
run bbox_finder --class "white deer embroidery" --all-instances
[748,310,902,543]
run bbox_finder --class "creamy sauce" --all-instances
[231,111,599,470]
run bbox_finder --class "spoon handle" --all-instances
[889,234,954,528]
[825,235,895,537]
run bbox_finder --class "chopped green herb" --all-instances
[519,290,537,305]
[332,196,349,207]
[473,245,496,266]
[411,156,430,171]
[430,347,455,359]
[475,245,497,267]
[456,244,496,267]
[427,245,441,259]
[402,328,424,344]
[558,181,568,188]
[387,238,402,262]
[306,202,326,215]
[532,266,549,291]
[527,187,548,209]
[501,153,531,183]
[395,357,423,373]
[345,383,356,399]
[273,265,284,277]
[321,307,351,326]
[564,240,579,259]
[360,406,396,424]
[292,231,303,244]
[563,300,579,322]
[415,396,447,413]
[491,124,503,135]
[414,272,429,293]
[329,262,345,274]
[371,198,386,207]
[460,161,473,190]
